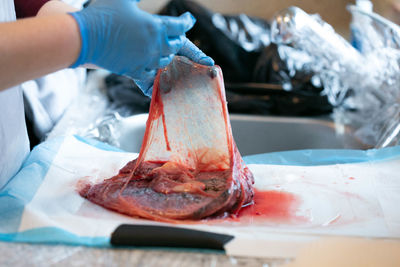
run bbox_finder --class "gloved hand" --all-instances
[134,36,215,96]
[70,0,214,96]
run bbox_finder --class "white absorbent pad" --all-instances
[1,135,399,258]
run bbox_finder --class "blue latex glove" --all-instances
[70,0,214,96]
[134,37,215,96]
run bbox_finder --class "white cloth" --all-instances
[7,135,400,259]
[0,0,16,22]
[0,0,30,188]
[22,69,86,139]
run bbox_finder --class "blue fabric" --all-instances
[1,135,399,247]
[0,136,117,246]
[243,146,400,165]
[73,135,124,152]
[0,227,110,247]
[0,136,64,233]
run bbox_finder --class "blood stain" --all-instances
[237,189,306,223]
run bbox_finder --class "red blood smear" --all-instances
[349,177,355,180]
[237,189,304,222]
[161,111,171,151]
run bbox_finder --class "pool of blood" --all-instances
[236,189,306,223]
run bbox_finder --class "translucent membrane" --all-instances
[79,57,254,221]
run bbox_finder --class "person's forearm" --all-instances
[38,2,97,70]
[0,14,81,91]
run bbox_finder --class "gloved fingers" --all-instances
[159,12,196,36]
[162,36,185,56]
[178,37,215,66]
[159,54,175,68]
[146,51,173,70]
[133,54,175,95]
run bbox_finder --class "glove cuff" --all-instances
[69,12,89,68]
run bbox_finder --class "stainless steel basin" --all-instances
[229,115,368,155]
[118,114,368,156]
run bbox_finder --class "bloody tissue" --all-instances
[79,56,255,221]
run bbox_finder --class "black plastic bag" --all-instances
[159,0,270,83]
[105,74,150,116]
[159,0,332,116]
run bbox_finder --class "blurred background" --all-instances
[139,0,400,37]
[49,0,400,153]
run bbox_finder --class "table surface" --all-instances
[0,242,287,267]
